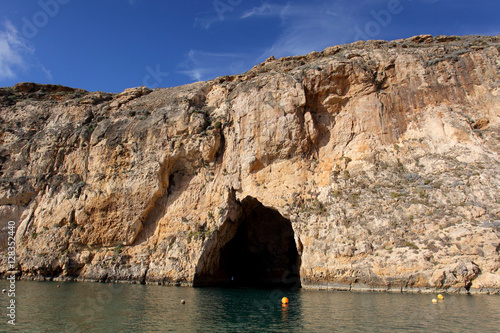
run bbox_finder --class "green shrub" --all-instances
[405,241,419,250]
[114,244,123,254]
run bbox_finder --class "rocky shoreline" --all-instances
[1,35,500,292]
[9,275,500,295]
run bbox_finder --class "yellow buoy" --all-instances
[281,297,289,304]
[432,298,438,304]
[437,294,444,300]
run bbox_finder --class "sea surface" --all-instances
[1,280,499,332]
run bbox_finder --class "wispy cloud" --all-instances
[41,65,53,81]
[178,50,250,82]
[194,16,220,30]
[184,1,372,82]
[240,3,285,19]
[0,21,34,80]
[241,2,360,60]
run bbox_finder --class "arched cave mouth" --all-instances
[193,196,301,289]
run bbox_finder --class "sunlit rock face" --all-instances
[1,35,500,293]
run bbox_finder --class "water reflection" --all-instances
[190,287,304,332]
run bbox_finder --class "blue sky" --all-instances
[0,0,499,93]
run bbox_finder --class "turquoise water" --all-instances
[1,281,499,332]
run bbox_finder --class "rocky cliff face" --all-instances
[1,35,500,294]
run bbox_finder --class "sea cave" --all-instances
[193,196,301,289]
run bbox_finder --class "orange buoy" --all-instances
[281,297,289,304]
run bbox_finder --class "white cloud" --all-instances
[240,3,285,19]
[178,50,249,82]
[241,2,360,61]
[194,16,220,30]
[185,2,373,82]
[0,21,33,80]
[41,65,53,81]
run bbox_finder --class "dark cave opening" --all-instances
[194,196,301,289]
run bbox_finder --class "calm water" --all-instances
[0,281,499,332]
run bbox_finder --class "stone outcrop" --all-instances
[1,35,500,294]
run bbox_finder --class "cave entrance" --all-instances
[194,196,301,289]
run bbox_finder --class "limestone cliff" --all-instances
[1,35,500,294]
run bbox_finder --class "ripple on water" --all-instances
[1,281,499,333]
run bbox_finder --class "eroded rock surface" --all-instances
[1,35,500,293]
